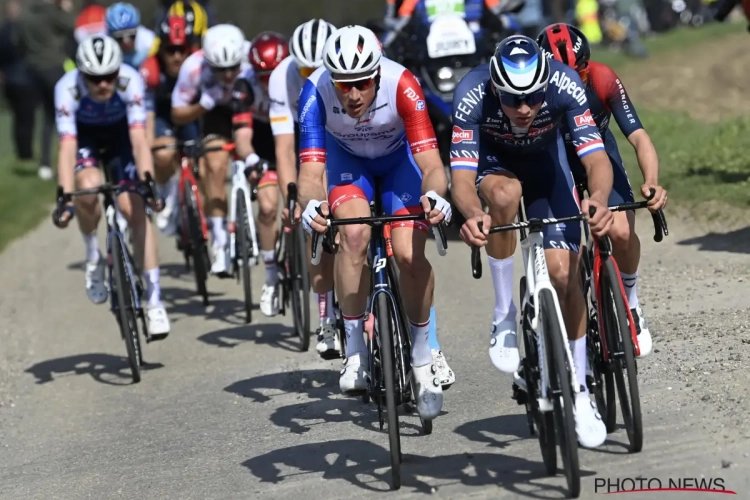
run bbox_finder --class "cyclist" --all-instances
[105,3,155,70]
[52,35,171,337]
[229,31,288,317]
[299,25,451,422]
[267,18,343,357]
[171,24,248,278]
[537,24,667,358]
[74,2,107,44]
[451,35,613,447]
[140,11,201,235]
[150,1,209,57]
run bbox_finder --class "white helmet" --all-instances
[76,35,122,76]
[203,24,245,68]
[490,35,549,95]
[323,25,382,76]
[290,19,336,69]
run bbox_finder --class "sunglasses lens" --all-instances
[331,77,375,93]
[499,88,545,107]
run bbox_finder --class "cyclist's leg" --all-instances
[326,136,374,393]
[152,117,180,234]
[253,121,281,316]
[526,141,604,448]
[382,148,443,418]
[476,151,522,374]
[201,107,232,275]
[74,139,107,304]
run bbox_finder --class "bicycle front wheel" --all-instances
[375,292,401,490]
[290,225,311,351]
[184,179,209,305]
[112,236,141,383]
[601,258,643,452]
[540,289,580,498]
[236,194,253,323]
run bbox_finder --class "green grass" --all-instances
[0,112,57,252]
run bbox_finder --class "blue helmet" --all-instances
[490,35,549,96]
[106,3,140,34]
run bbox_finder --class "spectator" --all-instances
[0,0,38,163]
[13,0,75,180]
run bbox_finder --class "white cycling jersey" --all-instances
[171,50,251,109]
[54,65,147,139]
[237,67,271,123]
[298,57,437,161]
[268,55,305,136]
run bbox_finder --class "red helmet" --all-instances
[249,31,289,76]
[536,23,590,71]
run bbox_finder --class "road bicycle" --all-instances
[311,186,448,490]
[55,172,160,384]
[578,188,668,454]
[471,204,585,498]
[276,182,312,350]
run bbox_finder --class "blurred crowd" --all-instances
[0,0,733,181]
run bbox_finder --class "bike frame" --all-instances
[177,151,209,245]
[228,159,259,265]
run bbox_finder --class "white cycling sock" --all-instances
[343,313,366,357]
[82,231,100,263]
[621,271,638,309]
[316,291,335,324]
[488,256,517,324]
[165,175,179,203]
[210,217,227,247]
[143,268,161,307]
[410,319,432,366]
[569,336,587,394]
[262,250,278,286]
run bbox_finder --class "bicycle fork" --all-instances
[228,165,259,266]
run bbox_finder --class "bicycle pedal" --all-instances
[148,332,169,342]
[319,350,342,361]
[512,383,528,405]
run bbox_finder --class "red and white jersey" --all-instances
[171,50,251,108]
[236,67,272,123]
[267,55,306,136]
[298,57,438,161]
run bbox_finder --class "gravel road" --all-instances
[0,208,748,499]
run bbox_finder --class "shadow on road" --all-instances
[25,353,164,385]
[242,438,590,497]
[160,285,254,326]
[225,369,340,402]
[678,226,750,254]
[199,322,298,351]
[454,413,530,450]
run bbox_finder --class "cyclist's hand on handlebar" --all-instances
[641,184,667,212]
[460,213,491,246]
[583,198,614,237]
[52,204,74,229]
[302,200,329,235]
[421,191,452,225]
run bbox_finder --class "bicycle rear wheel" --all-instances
[236,194,253,323]
[290,225,311,351]
[112,236,142,384]
[540,289,580,498]
[601,258,643,452]
[184,179,209,306]
[375,292,402,490]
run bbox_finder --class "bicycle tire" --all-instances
[601,258,643,452]
[184,179,209,306]
[236,194,253,323]
[376,291,402,490]
[112,236,141,383]
[290,225,311,351]
[540,289,580,498]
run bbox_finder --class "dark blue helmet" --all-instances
[489,35,549,96]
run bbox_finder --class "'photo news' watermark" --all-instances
[594,476,736,495]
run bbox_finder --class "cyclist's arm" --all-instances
[297,81,327,209]
[231,78,256,159]
[449,78,483,219]
[171,59,205,125]
[54,77,79,194]
[124,70,156,178]
[140,59,159,146]
[395,69,446,196]
[269,64,297,202]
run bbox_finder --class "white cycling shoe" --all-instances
[413,363,443,420]
[431,349,455,390]
[210,243,231,277]
[155,189,177,236]
[260,284,279,317]
[489,319,520,373]
[631,306,653,358]
[340,353,369,394]
[316,321,341,359]
[85,258,108,304]
[146,305,171,338]
[575,391,607,448]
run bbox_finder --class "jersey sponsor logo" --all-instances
[486,155,498,163]
[69,86,80,101]
[128,95,143,107]
[402,86,420,101]
[454,82,485,123]
[399,193,412,203]
[332,106,341,114]
[452,126,473,143]
[615,79,637,125]
[117,77,130,92]
[549,70,586,106]
[299,93,316,123]
[56,106,70,117]
[416,100,425,111]
[574,109,595,127]
[341,173,353,181]
[270,116,289,123]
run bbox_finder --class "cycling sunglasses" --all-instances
[498,87,546,108]
[330,71,378,93]
[163,44,188,55]
[84,71,119,84]
[112,29,137,42]
[211,64,241,74]
[577,63,590,84]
